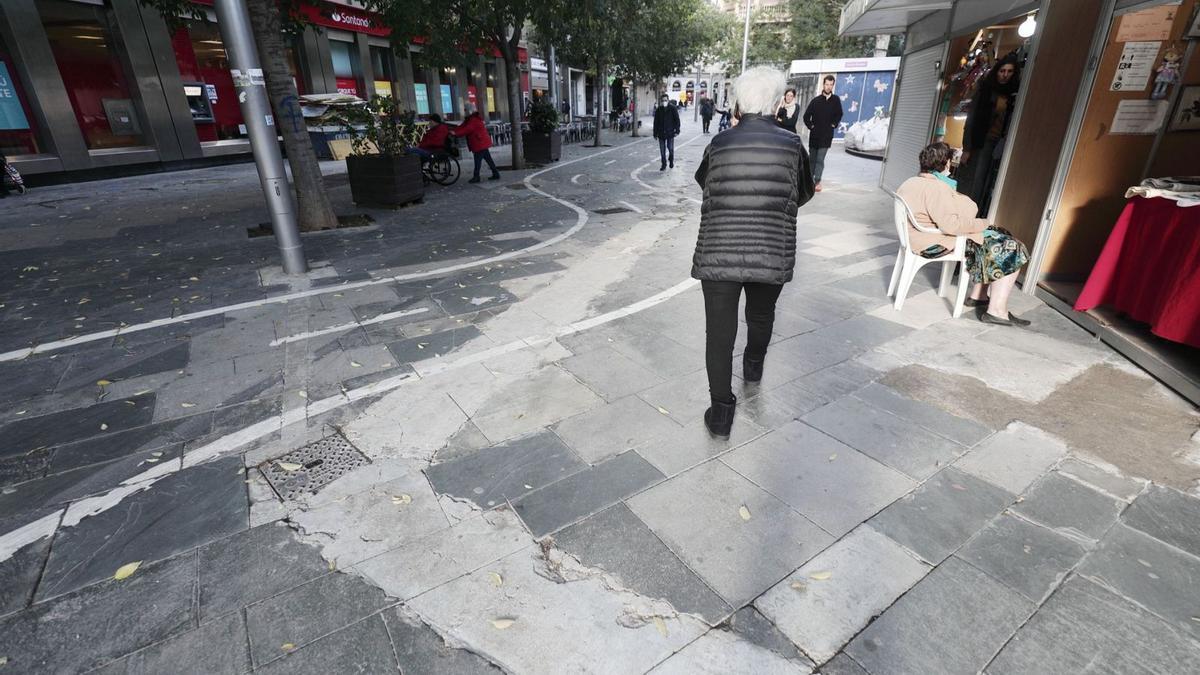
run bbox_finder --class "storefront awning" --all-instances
[839,0,953,36]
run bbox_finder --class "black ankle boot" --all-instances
[704,395,737,438]
[743,354,765,383]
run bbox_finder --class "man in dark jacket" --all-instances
[692,66,815,437]
[700,96,715,133]
[802,74,843,192]
[652,95,681,170]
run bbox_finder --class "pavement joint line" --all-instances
[0,136,706,563]
[268,306,430,346]
[0,137,655,365]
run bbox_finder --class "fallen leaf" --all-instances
[392,494,412,505]
[281,643,296,652]
[181,402,196,408]
[790,580,807,591]
[350,361,362,368]
[277,462,303,471]
[653,616,669,637]
[951,483,967,491]
[298,391,308,399]
[151,451,163,457]
[655,406,670,415]
[809,571,832,581]
[100,423,108,431]
[828,453,837,461]
[113,561,142,580]
[14,411,26,416]
[523,484,533,489]
[0,655,7,666]
[96,379,112,387]
[145,458,160,463]
[490,618,516,630]
[738,505,751,521]
[488,572,503,587]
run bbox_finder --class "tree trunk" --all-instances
[503,51,525,170]
[592,62,603,147]
[245,0,337,232]
[630,81,638,137]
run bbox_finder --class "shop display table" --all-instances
[1074,196,1200,348]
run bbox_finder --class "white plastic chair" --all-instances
[886,193,971,318]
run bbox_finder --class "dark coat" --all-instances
[700,99,715,119]
[691,114,815,284]
[653,104,681,139]
[775,103,800,133]
[803,93,843,148]
[452,114,492,153]
[963,79,1016,152]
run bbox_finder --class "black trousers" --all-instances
[701,280,784,403]
[472,149,499,179]
[702,115,712,132]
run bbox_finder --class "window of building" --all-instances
[369,45,393,99]
[439,66,458,119]
[484,62,499,120]
[38,0,147,150]
[329,38,359,96]
[412,52,430,115]
[0,36,43,157]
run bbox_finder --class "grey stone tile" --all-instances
[651,628,813,674]
[808,315,913,353]
[638,367,744,426]
[628,461,834,607]
[725,606,815,667]
[852,381,993,446]
[383,605,503,674]
[738,388,810,429]
[847,557,1034,674]
[791,360,882,399]
[432,420,491,462]
[425,429,587,509]
[802,396,965,480]
[955,422,1068,495]
[552,395,681,464]
[560,345,666,401]
[386,325,485,363]
[46,413,212,473]
[759,332,865,384]
[37,455,248,601]
[637,415,765,477]
[0,393,157,461]
[1013,472,1124,541]
[760,379,834,417]
[94,610,249,675]
[0,508,57,618]
[57,341,191,391]
[869,467,1014,564]
[0,554,196,673]
[1121,484,1200,557]
[245,572,395,668]
[255,614,399,674]
[818,654,870,675]
[723,421,916,537]
[957,513,1088,603]
[0,356,71,408]
[431,283,517,315]
[1077,523,1200,639]
[987,577,1200,674]
[607,331,706,379]
[198,521,330,621]
[1056,458,1146,502]
[784,285,887,326]
[512,450,664,537]
[553,503,732,625]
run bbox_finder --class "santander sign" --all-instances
[329,11,373,30]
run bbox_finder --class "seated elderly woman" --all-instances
[896,142,1031,326]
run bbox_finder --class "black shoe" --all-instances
[489,173,501,181]
[743,354,765,383]
[978,308,1031,327]
[468,177,481,184]
[964,297,989,308]
[669,160,674,168]
[660,163,666,171]
[704,395,737,438]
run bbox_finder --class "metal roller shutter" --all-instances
[880,45,944,192]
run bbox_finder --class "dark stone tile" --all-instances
[430,284,517,315]
[37,455,248,601]
[1012,472,1124,541]
[554,503,733,624]
[198,522,330,621]
[0,447,51,489]
[512,450,665,537]
[383,605,503,674]
[245,572,395,668]
[56,341,191,390]
[94,610,249,675]
[0,357,71,407]
[1122,484,1200,558]
[340,363,413,391]
[818,653,870,675]
[0,508,58,618]
[385,325,484,363]
[725,606,815,666]
[254,614,398,674]
[852,381,993,446]
[47,413,210,473]
[0,393,157,461]
[957,513,1087,603]
[112,314,224,350]
[425,429,586,510]
[209,396,283,437]
[0,553,196,673]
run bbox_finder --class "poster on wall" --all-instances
[1110,41,1160,91]
[440,85,453,116]
[414,84,430,115]
[486,87,496,113]
[1111,99,1169,134]
[1168,86,1200,131]
[0,62,30,130]
[1115,3,1180,42]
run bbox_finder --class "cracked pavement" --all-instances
[1,116,1199,674]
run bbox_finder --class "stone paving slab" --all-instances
[957,512,1088,603]
[650,628,812,674]
[724,606,816,667]
[869,467,1014,565]
[383,605,504,674]
[755,525,930,665]
[636,367,744,426]
[1012,472,1124,541]
[723,421,916,537]
[791,361,882,400]
[954,422,1068,495]
[636,416,765,477]
[852,381,992,447]
[553,503,732,625]
[628,460,834,607]
[1121,484,1200,557]
[847,557,1034,675]
[425,429,587,509]
[552,395,682,464]
[819,654,870,675]
[469,366,605,443]
[0,507,57,618]
[255,614,398,675]
[94,609,250,675]
[986,576,1200,674]
[559,345,667,401]
[0,392,157,461]
[1056,457,1147,502]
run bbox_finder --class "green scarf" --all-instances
[933,170,958,190]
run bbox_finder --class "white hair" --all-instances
[732,66,787,116]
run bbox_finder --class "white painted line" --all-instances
[570,174,584,184]
[618,200,645,214]
[629,133,707,193]
[605,159,616,165]
[0,139,653,364]
[269,307,429,346]
[0,510,62,560]
[683,196,702,205]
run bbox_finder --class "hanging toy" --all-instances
[1151,45,1182,101]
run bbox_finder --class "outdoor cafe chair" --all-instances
[886,192,971,318]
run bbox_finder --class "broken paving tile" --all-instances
[386,325,485,364]
[552,396,681,464]
[254,614,398,674]
[652,628,812,674]
[425,429,587,509]
[512,450,663,537]
[1012,472,1124,541]
[431,284,517,316]
[383,605,503,674]
[1120,484,1200,557]
[93,610,249,675]
[954,422,1067,495]
[0,393,157,461]
[560,346,666,402]
[724,606,815,667]
[957,512,1087,603]
[198,522,330,621]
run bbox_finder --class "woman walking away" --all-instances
[453,104,500,183]
[692,67,816,437]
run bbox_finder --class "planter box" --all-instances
[346,154,425,207]
[525,130,562,164]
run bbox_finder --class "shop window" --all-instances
[369,45,393,99]
[330,39,360,96]
[412,52,430,116]
[0,37,43,157]
[38,0,147,150]
[439,66,459,119]
[485,62,498,120]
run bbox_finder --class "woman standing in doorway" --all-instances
[959,55,1020,214]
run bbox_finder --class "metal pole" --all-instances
[693,62,701,122]
[213,0,307,274]
[740,0,752,73]
[548,46,559,110]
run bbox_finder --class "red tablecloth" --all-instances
[1074,196,1200,348]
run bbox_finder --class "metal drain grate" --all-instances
[593,207,632,215]
[260,434,370,501]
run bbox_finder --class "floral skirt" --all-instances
[966,226,1028,284]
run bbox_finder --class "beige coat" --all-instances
[895,173,988,252]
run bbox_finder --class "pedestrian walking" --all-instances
[453,105,500,183]
[700,96,715,134]
[692,66,815,437]
[802,75,843,192]
[653,94,681,171]
[775,87,800,133]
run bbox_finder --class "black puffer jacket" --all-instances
[692,114,815,284]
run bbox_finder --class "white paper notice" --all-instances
[1111,41,1160,92]
[1111,99,1168,134]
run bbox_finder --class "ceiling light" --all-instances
[1018,14,1037,38]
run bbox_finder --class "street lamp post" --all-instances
[740,0,752,73]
